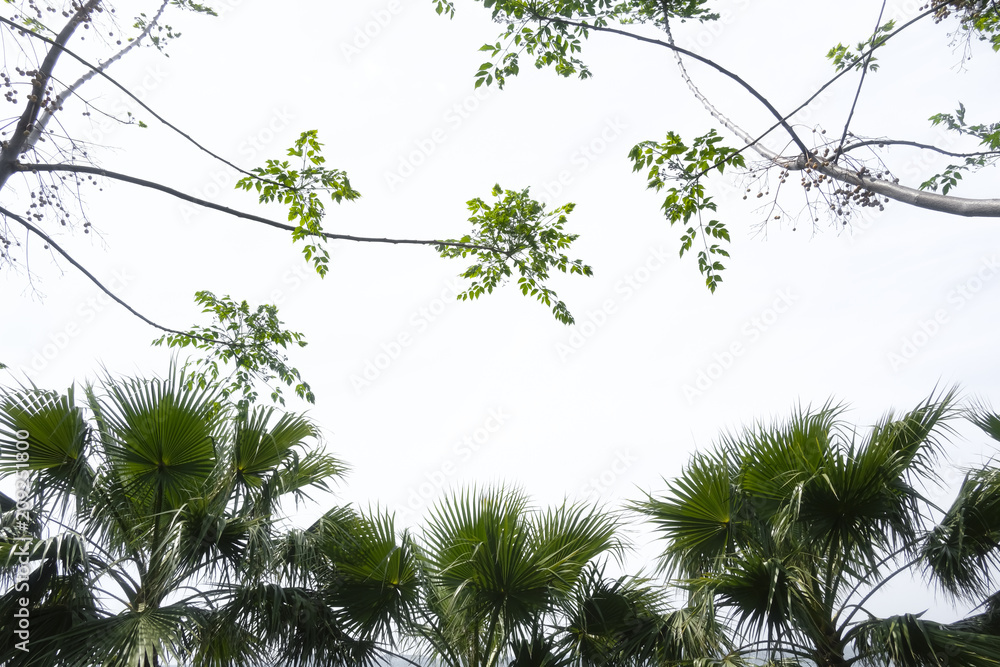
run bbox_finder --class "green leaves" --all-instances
[236,130,360,278]
[825,20,895,73]
[431,0,457,18]
[921,104,1000,195]
[469,1,718,89]
[850,613,1000,667]
[922,465,1000,600]
[437,184,592,325]
[635,390,989,667]
[628,130,742,292]
[0,386,88,478]
[0,367,346,667]
[933,1,1000,52]
[416,487,625,667]
[152,291,313,411]
[87,368,222,511]
[634,451,742,579]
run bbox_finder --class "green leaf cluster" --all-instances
[628,130,743,292]
[151,291,313,411]
[468,1,718,89]
[921,103,1000,194]
[236,130,360,278]
[431,0,457,17]
[825,20,895,73]
[437,184,592,325]
[0,367,345,666]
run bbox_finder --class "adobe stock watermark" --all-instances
[537,116,629,205]
[682,288,798,404]
[25,268,133,374]
[340,0,404,63]
[887,255,999,371]
[10,428,32,653]
[383,87,494,192]
[260,261,315,308]
[179,107,295,224]
[349,277,464,394]
[576,449,638,504]
[395,408,510,521]
[555,246,670,362]
[83,64,169,146]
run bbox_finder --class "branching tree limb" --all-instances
[455,0,1000,288]
[1,1,597,406]
[12,162,502,253]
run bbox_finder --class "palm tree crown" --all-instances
[0,366,344,666]
[635,389,1000,667]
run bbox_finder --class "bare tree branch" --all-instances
[0,203,210,341]
[539,12,812,157]
[677,0,954,180]
[14,162,506,253]
[660,14,782,162]
[834,1,888,160]
[0,1,100,176]
[638,1,1000,218]
[798,154,1000,217]
[0,12,258,184]
[25,0,173,147]
[842,139,1000,159]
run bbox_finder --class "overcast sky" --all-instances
[3,0,999,621]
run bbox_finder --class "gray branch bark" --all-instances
[802,156,1000,217]
[626,3,1000,219]
[25,0,173,147]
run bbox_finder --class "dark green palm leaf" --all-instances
[531,501,623,593]
[87,367,223,510]
[922,465,1000,600]
[47,604,204,667]
[221,583,381,667]
[968,401,1000,444]
[633,452,743,579]
[850,613,1000,667]
[326,509,421,641]
[0,385,93,509]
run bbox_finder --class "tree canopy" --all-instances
[1,3,999,664]
[0,0,597,403]
[442,0,1000,288]
[0,365,400,666]
[636,389,1000,667]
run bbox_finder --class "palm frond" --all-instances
[633,452,742,579]
[221,583,383,667]
[326,508,421,642]
[968,400,1000,445]
[921,465,1000,600]
[86,366,224,511]
[850,613,1000,667]
[0,384,94,511]
[532,501,624,593]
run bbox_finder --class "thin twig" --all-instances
[0,204,221,346]
[842,138,1000,159]
[15,162,501,253]
[0,13,260,184]
[834,1,888,161]
[535,12,811,156]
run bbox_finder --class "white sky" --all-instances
[3,0,1000,622]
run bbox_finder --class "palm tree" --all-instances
[0,365,346,666]
[364,486,727,667]
[634,389,1000,667]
